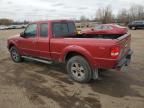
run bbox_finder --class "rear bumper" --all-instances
[93,49,133,69]
[116,50,133,69]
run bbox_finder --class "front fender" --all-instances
[8,40,19,50]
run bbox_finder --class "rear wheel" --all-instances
[66,56,92,83]
[10,46,23,63]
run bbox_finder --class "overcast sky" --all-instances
[0,0,144,21]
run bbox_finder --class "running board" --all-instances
[22,56,53,64]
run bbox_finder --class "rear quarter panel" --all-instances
[50,38,117,67]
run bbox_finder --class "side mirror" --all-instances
[20,32,25,38]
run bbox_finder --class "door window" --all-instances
[24,24,37,38]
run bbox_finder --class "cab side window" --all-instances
[24,24,37,38]
[40,23,48,37]
[53,23,69,37]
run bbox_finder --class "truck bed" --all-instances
[63,33,126,39]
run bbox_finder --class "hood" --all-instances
[8,34,20,40]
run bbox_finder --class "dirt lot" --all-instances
[0,29,144,108]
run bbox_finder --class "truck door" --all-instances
[37,23,51,59]
[19,23,39,57]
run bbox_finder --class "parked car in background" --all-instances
[7,25,17,29]
[6,24,27,29]
[7,20,132,83]
[128,20,144,30]
[81,24,128,35]
[0,25,8,30]
[21,24,28,28]
[0,24,27,30]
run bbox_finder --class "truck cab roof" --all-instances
[31,20,74,24]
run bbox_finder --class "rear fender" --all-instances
[60,45,95,68]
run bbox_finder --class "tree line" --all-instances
[0,19,13,25]
[1,4,144,25]
[0,19,29,25]
[80,4,144,25]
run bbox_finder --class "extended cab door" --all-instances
[37,23,51,59]
[50,21,76,61]
[19,23,39,57]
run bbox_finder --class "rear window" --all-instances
[52,22,76,37]
[68,22,76,33]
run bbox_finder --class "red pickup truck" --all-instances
[7,20,133,83]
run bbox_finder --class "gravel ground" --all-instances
[0,29,144,108]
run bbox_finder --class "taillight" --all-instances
[111,47,120,58]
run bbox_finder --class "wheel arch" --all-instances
[62,46,94,68]
[8,42,16,50]
[65,51,87,62]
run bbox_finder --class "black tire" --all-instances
[66,56,92,83]
[129,27,132,30]
[10,46,23,63]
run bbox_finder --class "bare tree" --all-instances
[96,6,114,24]
[117,8,129,25]
[116,5,144,25]
[129,4,144,21]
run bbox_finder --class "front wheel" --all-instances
[10,46,23,63]
[66,56,92,83]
